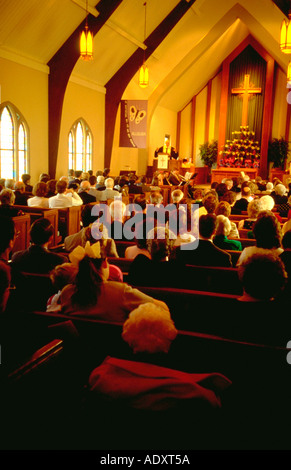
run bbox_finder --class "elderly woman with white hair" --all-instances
[108,198,128,240]
[0,188,23,217]
[237,198,264,232]
[122,302,177,354]
[213,215,242,251]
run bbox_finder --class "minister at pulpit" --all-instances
[154,138,179,160]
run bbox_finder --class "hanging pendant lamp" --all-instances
[139,2,149,88]
[280,2,291,53]
[80,0,93,61]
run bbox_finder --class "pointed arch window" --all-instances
[0,103,29,180]
[68,119,93,172]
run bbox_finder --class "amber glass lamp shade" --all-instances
[80,24,93,61]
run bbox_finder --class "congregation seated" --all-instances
[279,230,291,297]
[124,236,150,260]
[271,183,288,206]
[46,262,78,312]
[59,241,169,322]
[269,183,290,218]
[189,188,203,206]
[70,170,82,185]
[45,179,57,198]
[175,214,232,267]
[121,302,178,355]
[171,188,184,206]
[135,175,151,193]
[128,226,178,287]
[78,180,97,205]
[5,179,16,190]
[213,215,242,252]
[198,192,219,217]
[14,181,30,205]
[215,201,239,238]
[39,172,50,184]
[95,175,106,191]
[48,180,83,208]
[127,174,143,195]
[0,216,15,314]
[64,204,118,257]
[21,173,33,193]
[231,184,252,214]
[99,177,120,202]
[237,252,287,303]
[215,182,228,201]
[237,210,283,267]
[87,175,100,200]
[11,218,68,275]
[220,189,237,209]
[0,189,23,217]
[108,199,128,240]
[27,181,49,208]
[237,198,264,232]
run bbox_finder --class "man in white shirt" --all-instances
[49,180,83,208]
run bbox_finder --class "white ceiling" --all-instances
[0,0,289,111]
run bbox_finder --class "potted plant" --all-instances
[198,140,218,182]
[268,137,290,170]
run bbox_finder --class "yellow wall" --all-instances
[272,66,288,140]
[0,57,48,185]
[177,75,222,172]
[58,80,105,179]
[194,86,207,166]
[179,102,192,160]
[209,73,222,142]
[149,105,177,166]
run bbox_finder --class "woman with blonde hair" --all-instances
[213,215,242,251]
[28,182,49,208]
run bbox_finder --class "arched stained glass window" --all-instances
[0,103,29,180]
[68,119,93,172]
[68,131,74,170]
[18,123,26,179]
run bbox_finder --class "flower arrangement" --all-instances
[218,126,260,168]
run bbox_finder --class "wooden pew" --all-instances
[228,237,255,248]
[57,205,82,239]
[154,185,170,205]
[108,257,242,294]
[14,205,59,246]
[11,214,30,255]
[3,311,291,450]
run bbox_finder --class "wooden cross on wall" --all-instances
[231,74,261,127]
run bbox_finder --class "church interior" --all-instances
[2,0,291,454]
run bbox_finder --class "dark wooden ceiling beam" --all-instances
[104,0,196,169]
[47,0,123,179]
[272,0,290,17]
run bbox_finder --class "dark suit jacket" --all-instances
[14,191,30,206]
[232,197,249,214]
[11,245,68,274]
[168,173,181,185]
[175,238,232,267]
[154,146,179,159]
[78,191,96,204]
[0,204,23,217]
[128,254,178,287]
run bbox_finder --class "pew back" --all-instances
[11,214,30,254]
[14,205,59,246]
